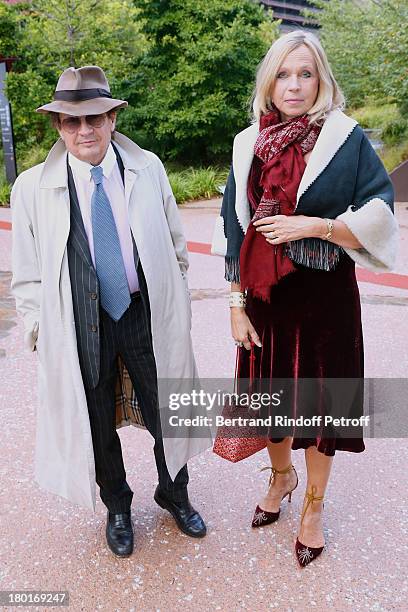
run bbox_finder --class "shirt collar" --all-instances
[68,143,117,181]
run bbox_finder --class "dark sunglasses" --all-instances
[60,113,108,133]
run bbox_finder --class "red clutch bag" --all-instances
[213,346,267,462]
[213,434,266,463]
[212,392,267,462]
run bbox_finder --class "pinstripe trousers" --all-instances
[85,293,189,514]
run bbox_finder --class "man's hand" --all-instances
[231,307,261,351]
[253,215,326,244]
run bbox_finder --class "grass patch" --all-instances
[350,102,408,148]
[0,181,11,206]
[350,102,408,171]
[0,147,4,182]
[0,180,11,206]
[0,147,11,206]
[349,103,400,130]
[380,141,408,173]
[167,166,228,204]
[0,144,50,206]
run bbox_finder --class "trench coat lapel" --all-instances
[39,139,71,279]
[112,132,152,208]
[124,169,137,208]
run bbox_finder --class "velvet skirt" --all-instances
[237,253,365,455]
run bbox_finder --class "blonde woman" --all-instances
[212,30,398,566]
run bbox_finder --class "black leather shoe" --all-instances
[154,486,207,538]
[106,511,134,557]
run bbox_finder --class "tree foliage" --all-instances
[0,2,20,58]
[2,0,407,169]
[306,0,408,113]
[1,0,278,164]
[120,0,279,162]
[2,0,145,154]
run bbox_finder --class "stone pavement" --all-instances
[0,202,407,611]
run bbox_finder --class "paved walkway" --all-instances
[0,202,407,611]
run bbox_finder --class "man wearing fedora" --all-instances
[11,66,210,557]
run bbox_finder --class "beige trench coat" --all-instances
[11,132,211,510]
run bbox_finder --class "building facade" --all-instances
[261,0,319,31]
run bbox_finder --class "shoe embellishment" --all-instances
[297,546,313,565]
[252,510,267,526]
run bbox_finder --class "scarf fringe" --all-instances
[225,256,241,283]
[287,239,341,271]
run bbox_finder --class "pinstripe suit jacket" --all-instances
[67,147,142,390]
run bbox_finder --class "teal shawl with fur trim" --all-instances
[211,110,397,281]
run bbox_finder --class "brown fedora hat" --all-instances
[36,65,128,115]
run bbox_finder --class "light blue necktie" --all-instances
[91,165,130,321]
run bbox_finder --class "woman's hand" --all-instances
[253,214,326,244]
[231,307,262,351]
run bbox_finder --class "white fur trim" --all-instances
[232,123,259,233]
[337,199,399,272]
[211,215,227,256]
[231,110,358,233]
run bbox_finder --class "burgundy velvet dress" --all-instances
[236,156,365,455]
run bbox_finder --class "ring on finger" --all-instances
[234,340,243,347]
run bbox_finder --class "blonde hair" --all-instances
[252,30,345,124]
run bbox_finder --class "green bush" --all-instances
[182,167,227,200]
[0,148,4,182]
[0,180,11,206]
[350,102,408,148]
[0,148,11,206]
[349,102,408,170]
[168,166,228,203]
[17,144,49,173]
[381,119,408,147]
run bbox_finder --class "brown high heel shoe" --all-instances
[295,485,325,567]
[251,463,298,528]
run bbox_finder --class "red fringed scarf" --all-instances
[239,108,321,302]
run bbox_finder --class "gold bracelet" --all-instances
[322,219,334,241]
